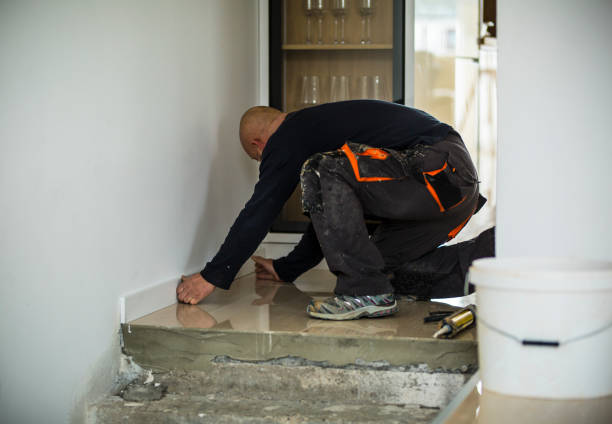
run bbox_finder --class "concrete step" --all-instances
[90,394,440,424]
[93,271,478,423]
[170,361,468,407]
[121,271,476,375]
[89,360,464,423]
[120,303,478,375]
[154,361,468,406]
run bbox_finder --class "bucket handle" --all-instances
[464,271,471,296]
[478,317,612,348]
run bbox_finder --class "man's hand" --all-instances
[251,255,282,282]
[177,273,216,304]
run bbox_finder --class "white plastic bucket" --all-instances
[469,257,612,399]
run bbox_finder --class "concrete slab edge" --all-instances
[121,325,478,372]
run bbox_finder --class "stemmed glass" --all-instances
[304,0,315,44]
[359,0,375,44]
[304,0,325,44]
[331,0,348,45]
[313,0,325,44]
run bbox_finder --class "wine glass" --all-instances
[312,0,325,44]
[305,0,325,44]
[331,0,348,44]
[359,0,375,44]
[304,0,315,44]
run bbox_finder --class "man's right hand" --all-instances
[177,273,216,304]
[251,255,283,282]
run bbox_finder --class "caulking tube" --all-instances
[433,305,476,339]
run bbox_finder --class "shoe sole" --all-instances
[307,302,399,321]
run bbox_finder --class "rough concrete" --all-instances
[89,356,470,423]
[150,363,467,408]
[212,355,474,374]
[120,383,167,402]
[109,355,147,395]
[90,394,439,424]
[121,325,477,373]
[111,299,477,423]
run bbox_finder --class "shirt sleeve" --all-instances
[200,144,302,289]
[273,222,324,283]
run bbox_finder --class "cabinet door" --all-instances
[270,0,405,232]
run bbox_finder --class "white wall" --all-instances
[0,1,259,422]
[497,0,612,260]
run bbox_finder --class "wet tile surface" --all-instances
[130,269,476,341]
[442,380,612,424]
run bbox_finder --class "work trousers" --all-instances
[300,131,482,296]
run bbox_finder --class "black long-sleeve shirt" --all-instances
[273,223,324,282]
[200,100,452,289]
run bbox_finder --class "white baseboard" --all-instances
[119,248,264,323]
[261,235,329,271]
[120,276,178,324]
[262,232,302,243]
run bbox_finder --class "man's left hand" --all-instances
[177,273,216,304]
[252,255,282,282]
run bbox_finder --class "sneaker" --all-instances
[306,293,399,320]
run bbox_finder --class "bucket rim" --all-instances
[469,257,612,291]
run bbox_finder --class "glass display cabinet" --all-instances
[266,0,495,235]
[269,0,406,232]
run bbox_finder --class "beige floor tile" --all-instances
[130,269,476,341]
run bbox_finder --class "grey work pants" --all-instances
[300,131,482,296]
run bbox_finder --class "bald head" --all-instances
[239,106,284,161]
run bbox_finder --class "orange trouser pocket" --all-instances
[339,143,396,182]
[422,161,466,213]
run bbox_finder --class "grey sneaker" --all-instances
[306,293,399,320]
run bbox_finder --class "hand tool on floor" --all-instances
[432,304,476,339]
[423,310,455,323]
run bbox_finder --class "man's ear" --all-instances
[252,138,266,151]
